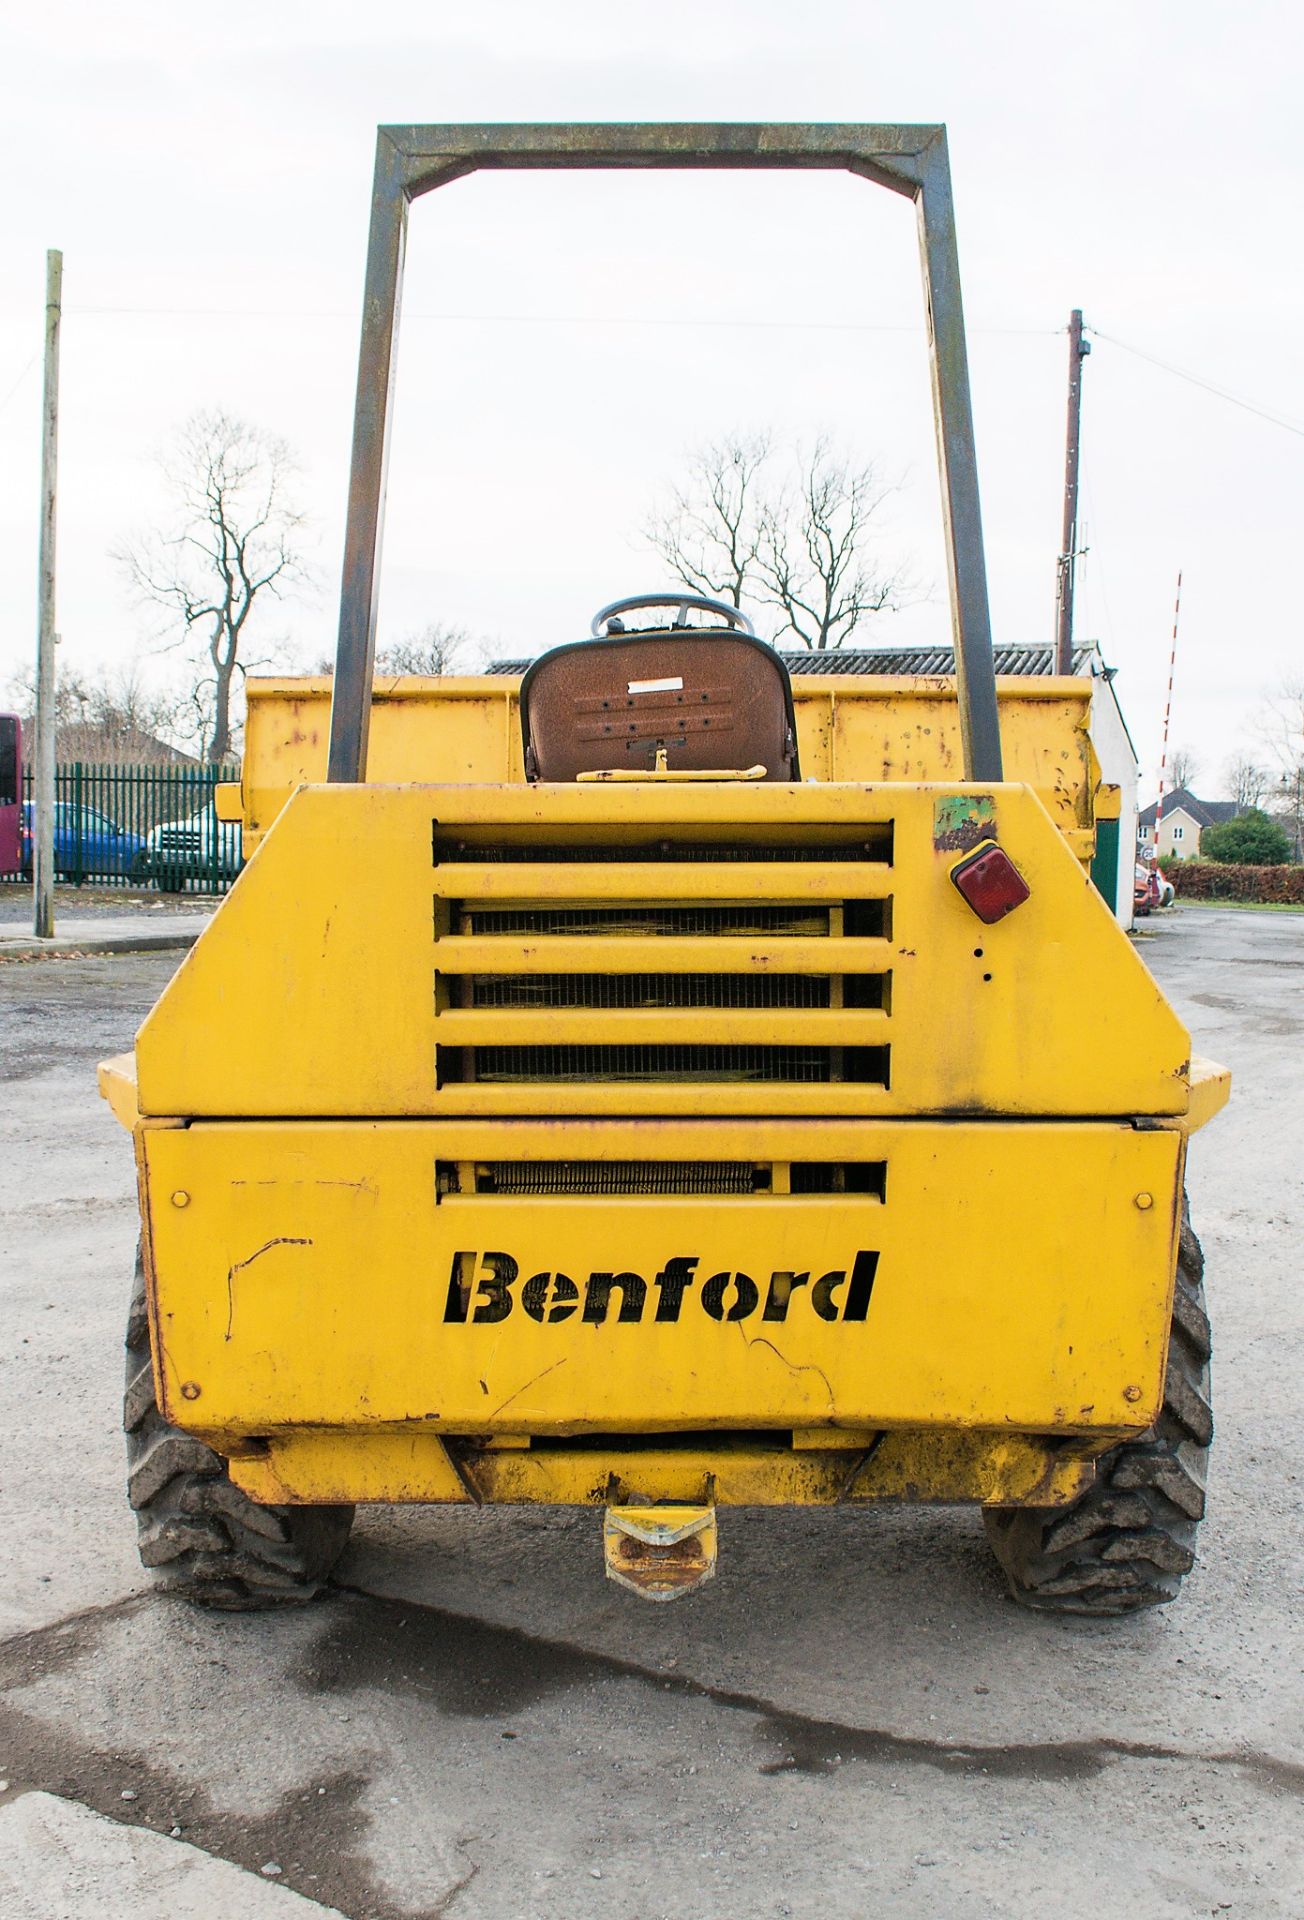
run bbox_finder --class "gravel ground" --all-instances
[0,908,1300,1919]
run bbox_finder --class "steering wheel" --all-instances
[590,592,756,639]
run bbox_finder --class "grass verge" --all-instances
[1174,898,1304,914]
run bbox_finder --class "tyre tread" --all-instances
[124,1250,352,1609]
[984,1196,1211,1616]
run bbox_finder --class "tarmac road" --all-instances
[1,908,1301,1919]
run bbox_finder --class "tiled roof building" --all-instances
[1137,788,1243,858]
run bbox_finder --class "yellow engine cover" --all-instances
[142,1117,1181,1441]
[134,781,1191,1121]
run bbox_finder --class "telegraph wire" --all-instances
[11,302,1304,436]
[1091,327,1304,441]
[47,305,1055,338]
[0,351,38,419]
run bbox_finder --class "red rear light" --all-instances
[950,840,1031,924]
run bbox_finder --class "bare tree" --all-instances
[1257,676,1304,858]
[313,621,482,679]
[1259,676,1304,774]
[644,431,912,647]
[6,656,191,763]
[1166,746,1199,793]
[1222,753,1269,812]
[375,622,476,677]
[756,437,909,650]
[121,410,311,763]
[1276,775,1304,861]
[644,434,770,609]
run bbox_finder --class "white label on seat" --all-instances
[627,676,684,695]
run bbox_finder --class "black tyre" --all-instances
[984,1196,1211,1615]
[124,1250,353,1608]
[156,867,184,894]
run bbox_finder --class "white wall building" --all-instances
[1137,790,1241,859]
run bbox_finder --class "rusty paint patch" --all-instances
[933,792,995,852]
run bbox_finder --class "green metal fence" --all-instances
[0,762,243,893]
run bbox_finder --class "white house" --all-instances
[1137,789,1242,860]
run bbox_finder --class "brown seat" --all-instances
[519,631,800,783]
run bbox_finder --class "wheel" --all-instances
[984,1195,1211,1615]
[124,1249,353,1608]
[156,868,184,893]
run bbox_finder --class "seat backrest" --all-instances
[519,631,800,782]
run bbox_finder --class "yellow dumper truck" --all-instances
[102,123,1226,1616]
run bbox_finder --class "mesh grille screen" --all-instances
[464,905,835,938]
[476,1160,760,1195]
[461,1044,890,1084]
[439,1159,887,1195]
[438,838,890,865]
[441,835,892,1087]
[468,972,830,1009]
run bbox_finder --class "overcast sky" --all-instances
[1,0,1299,797]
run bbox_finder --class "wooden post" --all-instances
[1054,309,1090,674]
[1152,572,1183,856]
[33,248,62,939]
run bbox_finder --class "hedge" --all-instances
[1161,860,1304,903]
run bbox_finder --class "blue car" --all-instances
[19,802,147,880]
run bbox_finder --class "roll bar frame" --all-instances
[327,122,1003,783]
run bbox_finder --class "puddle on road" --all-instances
[297,1587,604,1721]
[300,1589,1290,1794]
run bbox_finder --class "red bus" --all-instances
[0,715,21,875]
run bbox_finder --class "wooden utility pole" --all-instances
[1054,308,1091,674]
[33,248,62,939]
[1152,572,1183,856]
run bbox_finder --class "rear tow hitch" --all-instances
[602,1503,718,1601]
